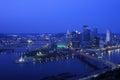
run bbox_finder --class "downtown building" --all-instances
[81,25,92,48]
[71,30,82,49]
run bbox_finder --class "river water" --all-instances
[102,49,120,64]
[0,52,95,80]
[0,48,120,80]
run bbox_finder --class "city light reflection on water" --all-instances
[1,47,120,80]
[102,49,120,64]
[0,51,95,80]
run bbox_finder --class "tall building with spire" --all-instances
[106,29,111,42]
[66,29,70,38]
[66,29,72,48]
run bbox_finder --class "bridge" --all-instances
[16,47,119,79]
[100,45,120,51]
[76,52,118,80]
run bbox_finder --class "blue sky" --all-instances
[0,0,120,33]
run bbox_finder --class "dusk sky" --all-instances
[0,0,120,33]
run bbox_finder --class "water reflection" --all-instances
[1,45,120,79]
[103,49,120,64]
[0,51,96,80]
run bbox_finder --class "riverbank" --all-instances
[90,68,120,80]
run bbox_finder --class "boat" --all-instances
[15,56,27,64]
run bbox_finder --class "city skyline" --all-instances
[0,26,117,34]
[1,1,120,80]
[0,0,120,33]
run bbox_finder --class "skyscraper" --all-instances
[92,27,98,38]
[71,31,81,49]
[66,29,71,38]
[106,29,111,42]
[82,25,91,41]
[66,29,72,48]
[81,25,92,48]
[92,37,100,48]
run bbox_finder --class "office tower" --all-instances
[92,37,100,48]
[71,31,81,49]
[99,39,105,48]
[82,25,91,41]
[66,29,70,38]
[92,27,98,38]
[66,29,72,48]
[106,29,111,42]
